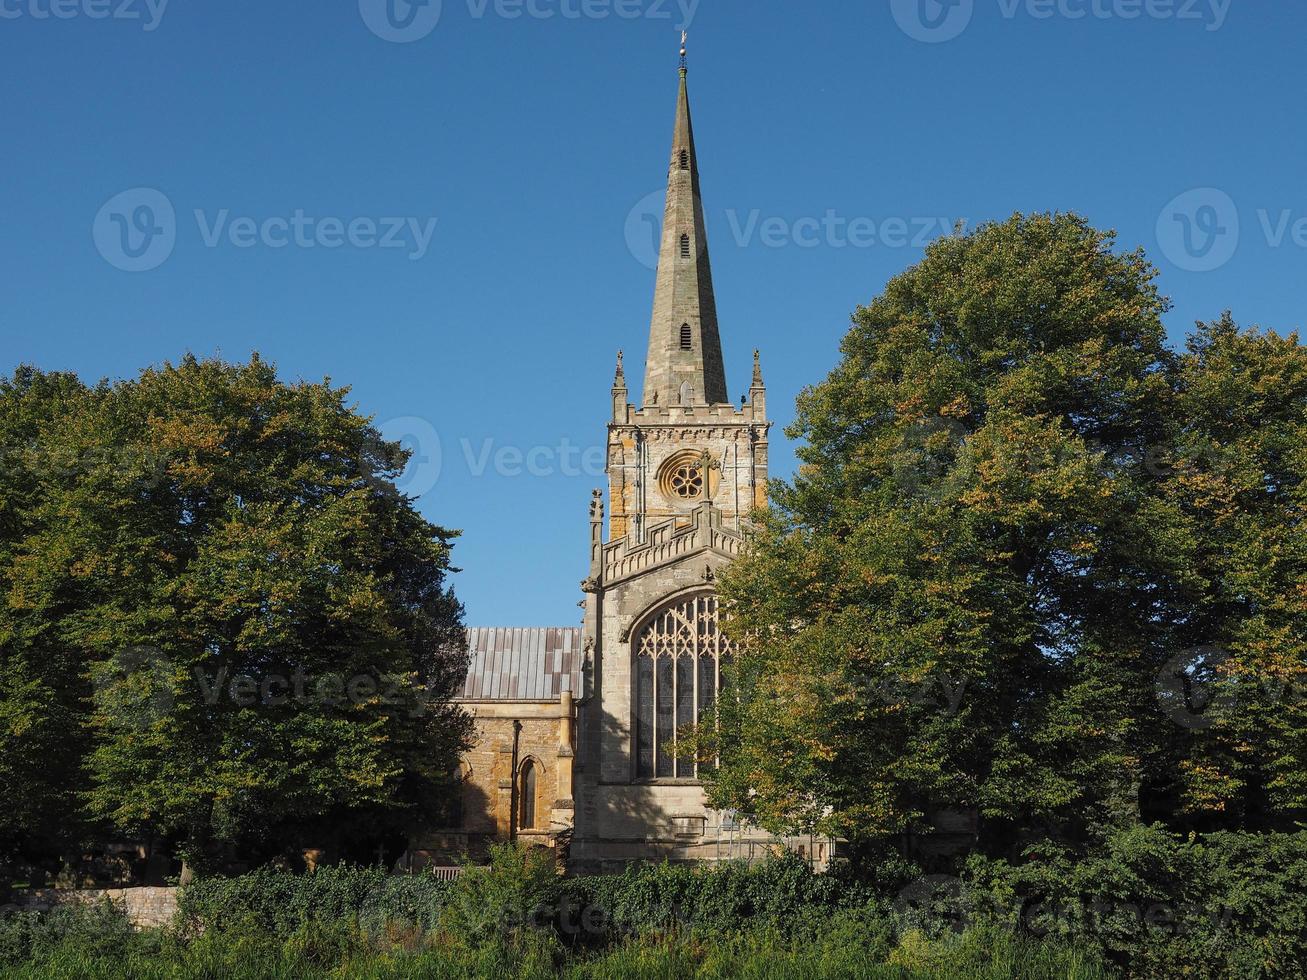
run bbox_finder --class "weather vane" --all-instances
[680,31,688,70]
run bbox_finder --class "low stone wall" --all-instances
[13,886,178,930]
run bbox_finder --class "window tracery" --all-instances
[634,594,732,778]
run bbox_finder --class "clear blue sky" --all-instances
[3,1,1304,625]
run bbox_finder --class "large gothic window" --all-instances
[634,593,733,779]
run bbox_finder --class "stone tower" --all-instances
[572,47,772,870]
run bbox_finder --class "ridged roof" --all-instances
[460,627,583,701]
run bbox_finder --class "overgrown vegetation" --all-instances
[2,846,1106,979]
[6,836,1305,978]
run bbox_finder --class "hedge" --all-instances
[22,828,1304,978]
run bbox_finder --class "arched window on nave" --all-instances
[518,759,538,830]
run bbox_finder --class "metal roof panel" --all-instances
[459,627,583,702]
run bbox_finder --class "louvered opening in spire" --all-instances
[641,68,727,409]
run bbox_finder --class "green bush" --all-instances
[438,841,562,945]
[177,863,453,940]
[562,852,875,941]
[0,898,162,969]
[963,825,1307,978]
[5,832,1305,977]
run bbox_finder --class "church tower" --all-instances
[572,41,772,870]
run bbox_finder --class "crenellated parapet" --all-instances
[615,399,765,426]
[601,502,741,586]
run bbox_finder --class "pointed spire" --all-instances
[641,53,728,409]
[613,350,626,387]
[752,349,764,386]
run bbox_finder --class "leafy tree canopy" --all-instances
[703,213,1307,853]
[0,355,470,868]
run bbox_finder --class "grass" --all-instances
[0,919,1111,979]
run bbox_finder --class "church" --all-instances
[415,47,823,873]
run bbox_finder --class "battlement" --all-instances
[617,401,764,426]
[601,503,741,586]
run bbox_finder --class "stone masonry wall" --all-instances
[14,887,178,930]
[458,704,571,839]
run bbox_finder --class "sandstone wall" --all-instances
[13,886,178,930]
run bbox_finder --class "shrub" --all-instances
[563,852,872,941]
[0,898,160,968]
[438,841,561,945]
[5,832,1302,977]
[177,863,453,941]
[963,825,1307,978]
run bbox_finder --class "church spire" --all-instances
[641,39,728,409]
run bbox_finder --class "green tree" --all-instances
[1157,315,1307,827]
[702,213,1305,853]
[0,355,471,868]
[0,367,101,860]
